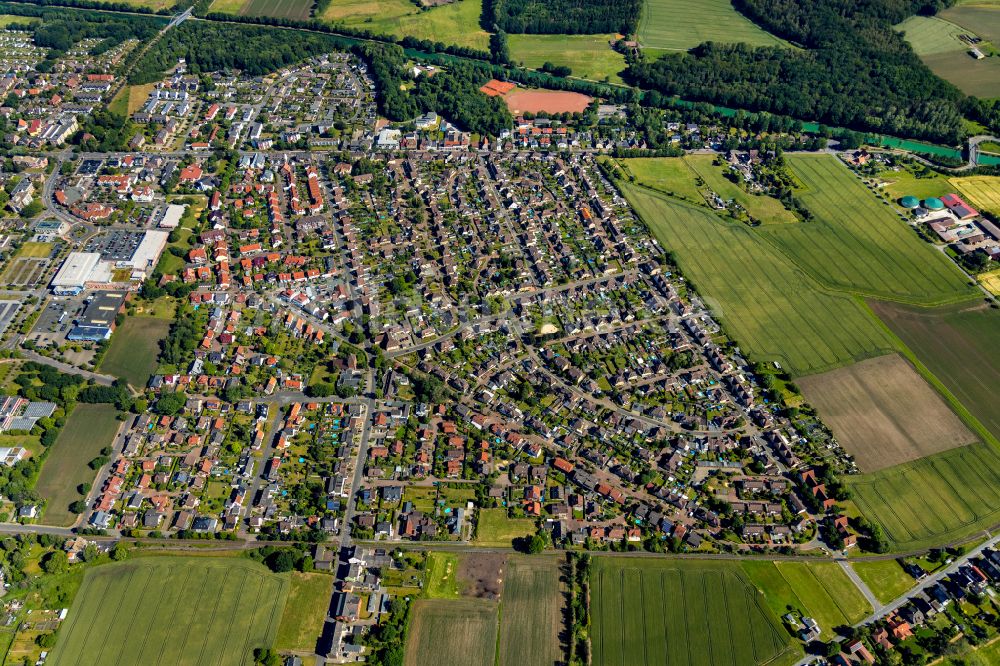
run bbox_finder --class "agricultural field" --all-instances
[846,443,1000,551]
[897,15,970,55]
[507,34,626,84]
[274,572,331,652]
[798,354,976,472]
[475,508,536,546]
[950,175,1000,214]
[35,404,120,527]
[742,561,872,639]
[897,12,1000,96]
[320,0,490,51]
[850,560,917,605]
[638,0,787,51]
[978,268,1000,296]
[99,316,171,388]
[773,155,973,305]
[498,557,562,666]
[108,82,158,117]
[241,0,313,20]
[48,557,288,666]
[591,558,799,666]
[404,598,498,666]
[617,158,705,204]
[942,3,1000,45]
[621,183,901,377]
[870,299,1000,442]
[921,50,1000,97]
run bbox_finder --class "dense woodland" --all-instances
[627,0,970,143]
[481,0,641,34]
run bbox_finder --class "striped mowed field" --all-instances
[591,558,799,666]
[48,557,288,666]
[638,0,787,51]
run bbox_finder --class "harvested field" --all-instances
[498,557,562,666]
[950,175,1000,214]
[458,551,506,600]
[870,299,1000,442]
[942,4,1000,45]
[48,557,288,666]
[847,443,1000,550]
[405,598,497,666]
[503,88,592,114]
[921,50,1000,97]
[798,354,977,472]
[978,268,1000,296]
[591,558,799,666]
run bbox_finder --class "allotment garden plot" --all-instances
[591,558,799,666]
[48,557,288,666]
[798,353,977,472]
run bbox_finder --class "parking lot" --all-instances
[84,230,144,262]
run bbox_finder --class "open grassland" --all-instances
[15,242,52,258]
[405,598,498,666]
[685,155,800,224]
[321,0,489,51]
[274,572,330,652]
[950,175,1000,214]
[943,4,1000,45]
[850,560,916,605]
[897,15,969,55]
[0,14,40,27]
[499,557,562,666]
[847,443,1000,551]
[35,404,119,527]
[618,158,704,204]
[109,82,157,117]
[49,557,288,666]
[638,0,787,51]
[425,551,460,598]
[742,561,871,639]
[591,558,799,666]
[88,0,176,9]
[774,155,974,305]
[880,167,952,202]
[100,316,171,389]
[870,299,1000,443]
[622,183,901,377]
[475,508,536,546]
[798,354,976,472]
[207,0,246,13]
[508,34,625,84]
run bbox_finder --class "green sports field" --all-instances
[48,557,288,666]
[622,182,901,377]
[591,558,800,666]
[405,598,498,666]
[771,155,974,306]
[847,443,1000,551]
[100,316,171,388]
[499,557,562,666]
[638,0,787,51]
[35,404,120,527]
[507,34,626,84]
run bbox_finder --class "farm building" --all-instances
[941,193,979,220]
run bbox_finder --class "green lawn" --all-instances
[742,561,871,640]
[474,508,536,547]
[321,0,489,51]
[424,551,459,599]
[591,558,800,666]
[99,316,171,388]
[879,166,953,202]
[405,598,498,666]
[498,557,562,666]
[638,0,787,51]
[508,33,626,84]
[35,404,120,527]
[847,443,1000,551]
[274,572,331,652]
[15,242,53,258]
[621,182,901,377]
[48,557,288,666]
[850,560,916,605]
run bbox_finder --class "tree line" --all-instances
[481,0,641,34]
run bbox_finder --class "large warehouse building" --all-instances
[49,252,112,295]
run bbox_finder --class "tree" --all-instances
[111,541,129,561]
[155,390,186,416]
[264,549,296,573]
[40,550,68,574]
[69,500,87,514]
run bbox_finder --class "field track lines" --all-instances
[94,568,141,666]
[149,563,196,665]
[172,566,213,666]
[658,572,670,666]
[217,569,251,666]
[713,572,735,666]
[679,569,692,666]
[262,576,289,652]
[196,568,236,666]
[61,571,115,666]
[111,565,158,666]
[637,571,649,666]
[617,570,627,666]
